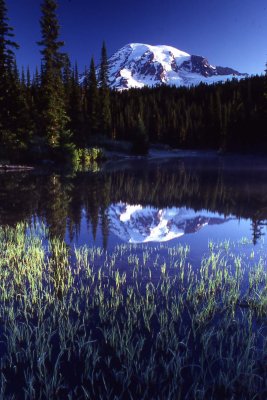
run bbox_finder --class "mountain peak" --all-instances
[106,43,247,90]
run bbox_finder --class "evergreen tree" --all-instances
[31,67,43,145]
[131,114,149,155]
[0,0,21,159]
[0,0,18,93]
[99,41,111,136]
[69,62,84,146]
[10,62,33,152]
[38,0,71,152]
[62,54,72,112]
[86,57,99,136]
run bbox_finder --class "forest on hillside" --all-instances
[0,0,266,164]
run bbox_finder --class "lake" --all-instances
[2,150,267,399]
[1,150,267,256]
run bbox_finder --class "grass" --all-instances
[0,224,267,399]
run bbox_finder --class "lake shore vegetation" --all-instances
[0,224,267,399]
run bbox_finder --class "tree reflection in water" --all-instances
[0,154,267,246]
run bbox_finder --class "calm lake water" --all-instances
[1,151,267,260]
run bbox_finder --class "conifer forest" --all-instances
[0,0,266,165]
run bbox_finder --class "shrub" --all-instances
[71,147,105,171]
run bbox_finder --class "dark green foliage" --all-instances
[37,0,71,152]
[63,59,84,147]
[0,0,19,87]
[62,54,72,111]
[68,63,84,146]
[85,57,99,136]
[131,114,149,155]
[71,147,104,171]
[0,0,24,161]
[99,41,109,89]
[99,41,111,136]
[110,76,267,153]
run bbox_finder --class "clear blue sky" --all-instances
[7,0,267,75]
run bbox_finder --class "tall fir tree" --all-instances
[0,0,22,159]
[62,54,72,113]
[99,41,111,136]
[69,62,84,146]
[31,66,42,135]
[0,0,18,97]
[38,0,71,152]
[10,62,33,151]
[86,57,99,136]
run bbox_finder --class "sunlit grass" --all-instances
[0,223,267,399]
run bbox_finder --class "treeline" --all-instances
[111,76,267,152]
[0,0,266,164]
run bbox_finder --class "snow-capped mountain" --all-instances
[106,43,247,90]
[108,203,232,243]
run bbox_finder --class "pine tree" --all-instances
[38,0,71,152]
[99,41,111,136]
[10,63,34,152]
[62,54,72,113]
[69,62,84,146]
[0,0,20,159]
[131,114,149,155]
[31,67,42,147]
[86,57,99,136]
[20,67,36,145]
[0,0,18,90]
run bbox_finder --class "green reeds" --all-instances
[0,223,267,399]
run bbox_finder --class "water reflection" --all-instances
[108,203,233,243]
[0,154,267,246]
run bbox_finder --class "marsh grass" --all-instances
[0,224,267,399]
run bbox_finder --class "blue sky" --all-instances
[7,0,267,75]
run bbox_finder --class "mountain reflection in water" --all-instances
[0,154,267,247]
[108,203,233,243]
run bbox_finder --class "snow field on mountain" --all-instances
[105,43,246,90]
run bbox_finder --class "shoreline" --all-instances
[0,164,34,171]
[1,145,267,173]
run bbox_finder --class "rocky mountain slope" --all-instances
[105,43,247,90]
